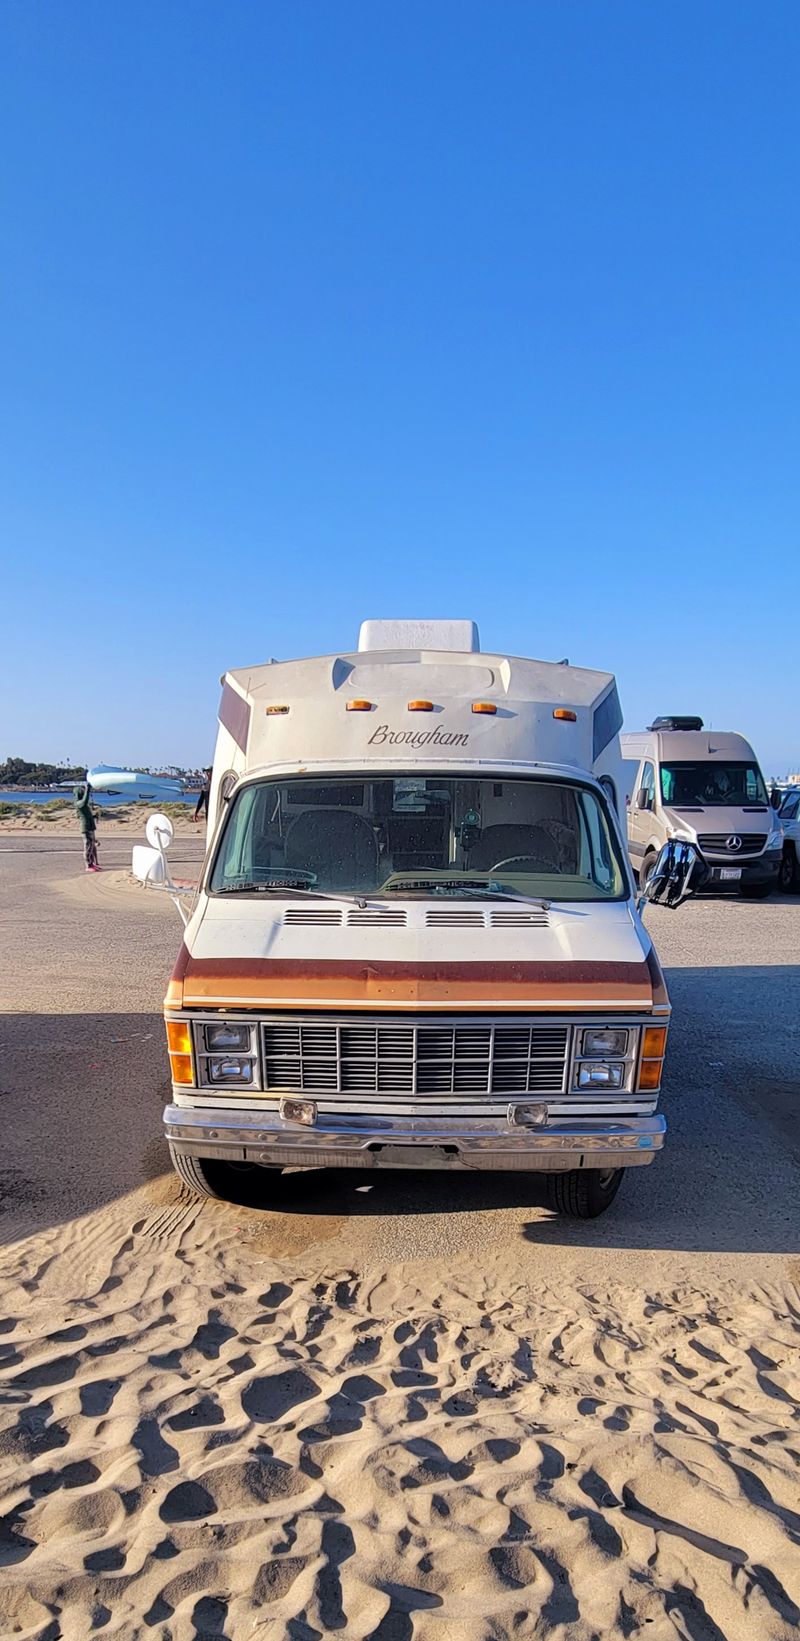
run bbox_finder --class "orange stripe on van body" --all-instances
[171,951,655,1012]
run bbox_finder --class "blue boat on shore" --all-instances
[85,764,186,800]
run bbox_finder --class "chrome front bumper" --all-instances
[164,1104,666,1172]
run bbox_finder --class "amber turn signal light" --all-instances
[637,1059,663,1091]
[169,1052,194,1085]
[637,1024,668,1092]
[166,1019,192,1055]
[642,1026,668,1058]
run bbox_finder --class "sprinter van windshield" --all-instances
[660,762,768,807]
[210,775,626,901]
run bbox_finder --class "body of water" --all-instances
[0,790,197,807]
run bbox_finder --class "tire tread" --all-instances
[168,1144,224,1199]
[544,1167,624,1219]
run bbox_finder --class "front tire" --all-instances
[168,1144,272,1203]
[169,1144,226,1198]
[544,1167,624,1218]
[639,853,657,892]
[779,847,799,893]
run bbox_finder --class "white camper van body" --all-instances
[622,724,782,897]
[162,623,671,1205]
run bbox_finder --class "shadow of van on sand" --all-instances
[0,961,797,1259]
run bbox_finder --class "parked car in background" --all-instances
[778,789,800,891]
[621,717,783,899]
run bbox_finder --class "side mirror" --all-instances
[146,812,174,851]
[637,787,650,811]
[131,811,192,926]
[639,838,708,910]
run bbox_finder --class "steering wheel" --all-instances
[491,855,556,874]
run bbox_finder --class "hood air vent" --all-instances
[425,907,550,930]
[425,908,485,929]
[490,908,549,928]
[283,907,409,928]
[283,908,343,927]
[347,909,408,927]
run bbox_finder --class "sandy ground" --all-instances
[1,838,798,1640]
[0,806,203,838]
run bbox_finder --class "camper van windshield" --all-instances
[660,762,768,807]
[209,775,626,901]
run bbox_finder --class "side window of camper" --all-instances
[638,762,656,809]
[577,792,614,889]
[214,783,259,882]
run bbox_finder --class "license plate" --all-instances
[719,867,742,881]
[376,1145,450,1169]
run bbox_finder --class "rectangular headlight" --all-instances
[580,1028,629,1057]
[208,1058,253,1084]
[205,1022,251,1052]
[577,1062,624,1090]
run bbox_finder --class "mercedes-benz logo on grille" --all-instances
[726,835,742,851]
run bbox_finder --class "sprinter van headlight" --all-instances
[580,1028,629,1057]
[577,1062,625,1090]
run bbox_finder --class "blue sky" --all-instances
[1,2,798,775]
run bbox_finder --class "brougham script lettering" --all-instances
[368,723,470,750]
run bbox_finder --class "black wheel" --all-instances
[639,853,657,892]
[544,1167,624,1219]
[168,1144,272,1203]
[778,847,799,893]
[740,883,773,900]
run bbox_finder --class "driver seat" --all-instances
[468,823,559,872]
[285,810,379,891]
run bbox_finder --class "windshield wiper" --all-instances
[383,878,551,909]
[215,881,371,908]
[383,877,493,894]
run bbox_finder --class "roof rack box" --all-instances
[647,715,704,732]
[358,619,480,653]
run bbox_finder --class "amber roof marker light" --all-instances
[553,708,577,722]
[407,700,435,712]
[346,699,375,712]
[472,702,497,715]
[265,704,290,715]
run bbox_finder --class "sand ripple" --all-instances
[1,1206,799,1640]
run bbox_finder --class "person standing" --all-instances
[75,781,100,871]
[194,767,212,823]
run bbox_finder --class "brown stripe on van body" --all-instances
[175,955,654,1011]
[218,679,251,754]
[164,942,191,1009]
[645,943,670,1010]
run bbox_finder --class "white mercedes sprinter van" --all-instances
[622,717,782,898]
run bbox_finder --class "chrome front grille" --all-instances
[261,1016,569,1098]
[697,832,766,855]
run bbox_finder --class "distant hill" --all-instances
[1,756,201,789]
[0,757,86,788]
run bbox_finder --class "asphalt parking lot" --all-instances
[1,835,797,1285]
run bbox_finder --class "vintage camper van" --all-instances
[151,621,702,1218]
[622,719,782,899]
